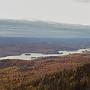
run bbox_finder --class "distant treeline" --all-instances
[0,64,90,90]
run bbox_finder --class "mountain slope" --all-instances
[0,53,90,90]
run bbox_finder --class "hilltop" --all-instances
[0,53,90,90]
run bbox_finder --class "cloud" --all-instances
[76,0,90,3]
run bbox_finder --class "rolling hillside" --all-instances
[0,53,90,90]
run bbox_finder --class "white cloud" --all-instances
[76,0,90,2]
[0,0,90,25]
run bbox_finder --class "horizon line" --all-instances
[0,18,90,26]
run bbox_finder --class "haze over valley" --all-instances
[0,0,90,89]
[0,20,90,38]
[0,20,90,90]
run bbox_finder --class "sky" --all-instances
[0,0,90,25]
[0,0,90,38]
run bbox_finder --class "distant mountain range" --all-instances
[0,19,90,38]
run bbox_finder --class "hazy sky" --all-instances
[0,0,90,25]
